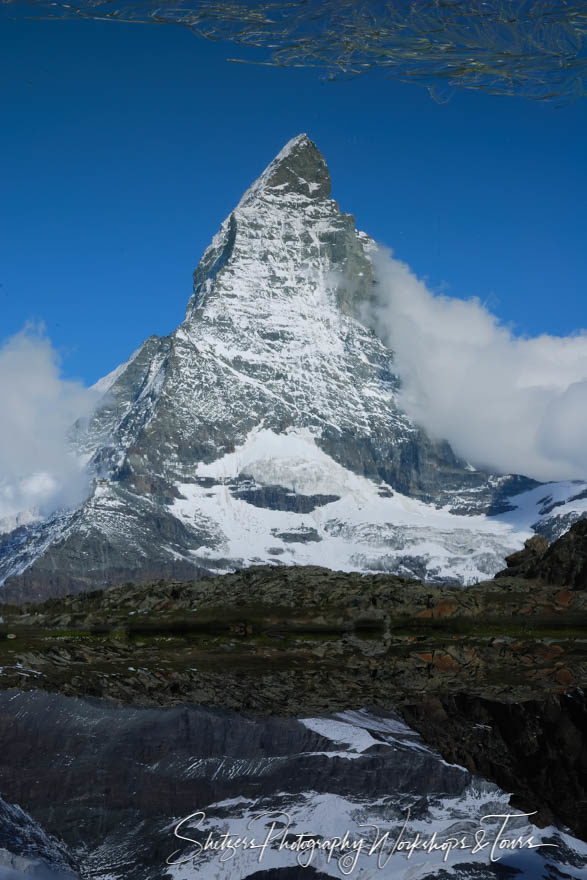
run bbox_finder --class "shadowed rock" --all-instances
[497,519,587,588]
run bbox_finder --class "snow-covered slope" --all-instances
[169,426,586,583]
[1,134,586,599]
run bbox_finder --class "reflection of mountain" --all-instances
[0,692,585,879]
[0,793,79,879]
[1,134,586,601]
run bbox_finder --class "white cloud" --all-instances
[366,246,587,482]
[0,326,98,527]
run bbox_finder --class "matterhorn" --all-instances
[2,134,585,601]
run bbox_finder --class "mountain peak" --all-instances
[239,133,331,204]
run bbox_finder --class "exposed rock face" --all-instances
[402,691,587,841]
[1,134,586,601]
[498,518,587,588]
[536,518,587,587]
[496,534,549,579]
[0,795,79,879]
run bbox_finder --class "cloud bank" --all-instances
[0,327,98,529]
[367,246,587,482]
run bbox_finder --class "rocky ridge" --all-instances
[498,518,587,588]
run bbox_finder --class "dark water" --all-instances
[0,691,585,879]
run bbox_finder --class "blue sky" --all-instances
[1,11,586,385]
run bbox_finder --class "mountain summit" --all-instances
[238,133,331,202]
[1,135,585,601]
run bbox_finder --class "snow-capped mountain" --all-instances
[1,134,586,601]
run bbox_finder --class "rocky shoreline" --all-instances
[1,563,587,709]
